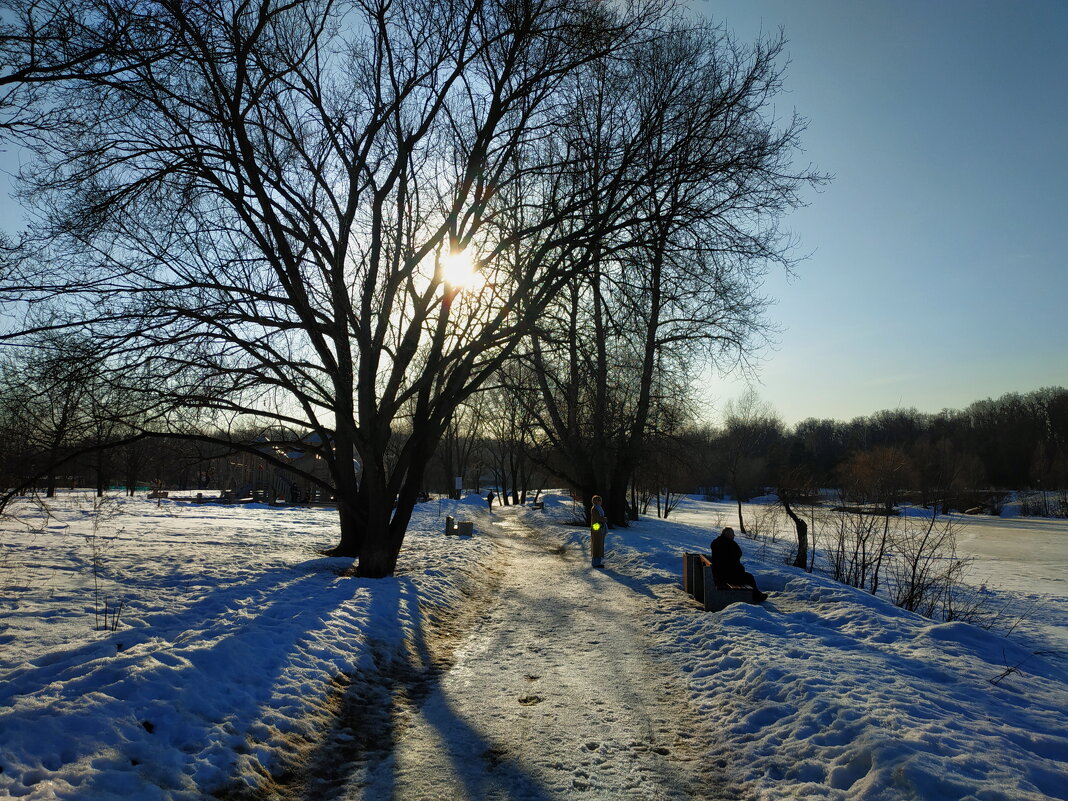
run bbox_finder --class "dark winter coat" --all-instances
[710,534,746,587]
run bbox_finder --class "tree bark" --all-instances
[781,495,808,569]
[735,497,747,535]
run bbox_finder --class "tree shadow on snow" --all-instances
[36,561,365,801]
[260,571,559,801]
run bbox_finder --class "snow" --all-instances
[351,512,719,799]
[1,491,1066,800]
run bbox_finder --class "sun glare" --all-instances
[441,248,482,291]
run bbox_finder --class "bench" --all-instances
[682,552,755,612]
[682,552,710,599]
[444,515,474,536]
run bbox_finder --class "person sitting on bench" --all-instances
[710,527,768,603]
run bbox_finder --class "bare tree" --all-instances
[527,24,820,525]
[1,0,686,576]
[776,464,814,569]
[631,428,692,519]
[886,513,975,621]
[838,446,911,515]
[435,394,488,498]
[481,367,538,505]
[0,353,36,492]
[0,0,158,134]
[720,389,783,534]
[0,333,99,495]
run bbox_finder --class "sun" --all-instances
[441,248,483,291]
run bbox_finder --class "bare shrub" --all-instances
[1020,491,1050,517]
[885,514,979,621]
[815,504,993,624]
[986,491,1009,516]
[825,501,895,594]
[81,495,127,631]
[738,504,788,563]
[1021,490,1067,518]
[707,509,729,535]
[0,494,53,605]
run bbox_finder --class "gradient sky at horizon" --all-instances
[693,0,1067,425]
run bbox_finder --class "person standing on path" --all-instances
[486,491,495,510]
[590,494,608,568]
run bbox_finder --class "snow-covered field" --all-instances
[1,492,1066,800]
[668,498,1068,660]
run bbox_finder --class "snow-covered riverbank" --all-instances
[2,493,1066,800]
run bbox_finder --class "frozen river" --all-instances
[953,513,1068,597]
[953,513,1068,657]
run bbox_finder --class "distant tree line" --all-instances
[4,330,1065,516]
[681,386,1068,520]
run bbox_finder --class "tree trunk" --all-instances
[324,451,365,558]
[735,497,747,534]
[781,496,808,569]
[345,419,444,577]
[606,482,629,529]
[357,454,436,577]
[355,513,402,578]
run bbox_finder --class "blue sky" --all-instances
[695,0,1068,425]
[1,1,1064,427]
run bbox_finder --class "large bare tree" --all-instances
[0,0,682,575]
[720,389,783,534]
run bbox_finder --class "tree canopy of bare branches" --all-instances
[1,0,698,576]
[523,23,820,524]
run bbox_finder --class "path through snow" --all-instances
[338,510,734,801]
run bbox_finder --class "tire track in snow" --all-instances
[341,510,736,801]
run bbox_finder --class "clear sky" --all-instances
[2,1,1065,428]
[693,0,1068,425]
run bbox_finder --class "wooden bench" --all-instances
[703,586,755,612]
[444,515,474,536]
[682,552,710,599]
[682,553,755,612]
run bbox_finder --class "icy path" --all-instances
[341,511,729,801]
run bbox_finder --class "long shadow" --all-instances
[392,580,561,801]
[504,516,724,797]
[2,558,364,799]
[0,559,347,702]
[515,520,745,800]
[598,545,667,600]
[513,538,723,799]
[268,567,561,801]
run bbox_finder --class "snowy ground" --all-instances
[1,492,1066,800]
[348,511,721,800]
[670,498,1068,660]
[951,514,1068,653]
